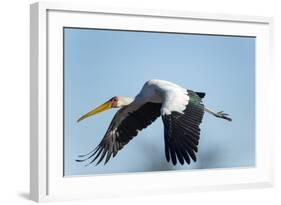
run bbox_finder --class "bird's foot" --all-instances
[215,111,232,121]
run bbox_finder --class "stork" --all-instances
[76,79,231,166]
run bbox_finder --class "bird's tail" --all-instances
[195,92,206,99]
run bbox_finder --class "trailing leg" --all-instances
[204,107,232,121]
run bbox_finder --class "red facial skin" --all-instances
[110,96,118,108]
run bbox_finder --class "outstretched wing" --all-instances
[77,102,162,165]
[162,90,205,165]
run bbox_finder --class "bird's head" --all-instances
[77,96,134,123]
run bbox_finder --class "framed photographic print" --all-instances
[30,2,274,202]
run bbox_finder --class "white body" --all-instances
[135,79,189,115]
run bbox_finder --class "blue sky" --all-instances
[64,28,255,176]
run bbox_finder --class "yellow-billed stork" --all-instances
[76,79,231,166]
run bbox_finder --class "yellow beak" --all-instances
[77,101,112,123]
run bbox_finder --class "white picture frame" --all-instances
[30,2,274,202]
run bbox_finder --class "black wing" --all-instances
[162,90,205,165]
[77,102,162,165]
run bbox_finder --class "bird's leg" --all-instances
[204,107,232,121]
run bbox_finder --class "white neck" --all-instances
[118,96,134,106]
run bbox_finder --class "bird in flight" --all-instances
[76,79,231,166]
